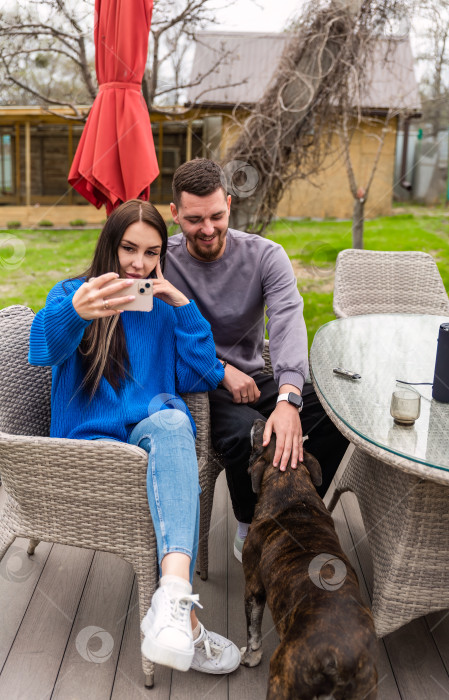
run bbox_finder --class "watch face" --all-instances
[288,392,303,409]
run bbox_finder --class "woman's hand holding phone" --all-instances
[73,264,188,320]
[152,262,189,307]
[73,273,135,320]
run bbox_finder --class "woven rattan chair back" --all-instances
[0,305,52,436]
[333,249,449,318]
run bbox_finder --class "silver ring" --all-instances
[103,299,109,310]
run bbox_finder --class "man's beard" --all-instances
[190,233,226,261]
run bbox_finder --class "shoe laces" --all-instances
[167,592,202,630]
[198,628,225,661]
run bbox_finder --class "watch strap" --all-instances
[277,392,303,412]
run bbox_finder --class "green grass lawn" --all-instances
[1,214,448,346]
[268,214,449,342]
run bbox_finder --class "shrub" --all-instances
[6,221,21,229]
[69,218,87,227]
[38,220,54,227]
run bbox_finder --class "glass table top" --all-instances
[310,314,449,472]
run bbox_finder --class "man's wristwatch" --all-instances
[277,392,303,413]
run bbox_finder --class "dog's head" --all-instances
[249,418,322,494]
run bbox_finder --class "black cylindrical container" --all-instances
[432,322,449,403]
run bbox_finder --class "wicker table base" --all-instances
[310,315,449,639]
[328,447,449,637]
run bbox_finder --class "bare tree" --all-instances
[0,0,239,118]
[223,0,412,241]
[0,0,96,117]
[339,109,395,248]
[414,0,449,137]
[145,0,239,110]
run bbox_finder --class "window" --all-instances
[0,133,13,193]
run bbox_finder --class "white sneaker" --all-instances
[141,584,202,671]
[190,623,241,674]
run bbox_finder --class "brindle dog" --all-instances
[240,419,378,700]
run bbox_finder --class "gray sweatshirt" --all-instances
[165,229,308,391]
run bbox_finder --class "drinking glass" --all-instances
[390,384,421,425]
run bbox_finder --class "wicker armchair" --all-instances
[196,341,273,581]
[333,249,449,318]
[0,305,212,688]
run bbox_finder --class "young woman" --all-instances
[28,199,240,675]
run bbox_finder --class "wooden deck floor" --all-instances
[1,459,449,699]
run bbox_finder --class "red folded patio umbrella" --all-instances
[68,0,159,215]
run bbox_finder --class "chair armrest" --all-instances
[262,339,273,375]
[0,431,155,555]
[181,392,211,492]
[0,393,211,527]
[0,431,148,502]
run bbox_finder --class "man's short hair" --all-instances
[172,158,227,207]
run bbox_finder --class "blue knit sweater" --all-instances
[28,279,224,441]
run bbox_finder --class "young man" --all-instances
[164,159,348,560]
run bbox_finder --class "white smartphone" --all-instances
[103,278,154,312]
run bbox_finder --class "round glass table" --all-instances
[310,314,449,479]
[309,314,449,638]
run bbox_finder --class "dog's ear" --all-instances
[301,450,322,487]
[248,451,270,494]
[249,419,273,494]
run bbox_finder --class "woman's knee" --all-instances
[149,409,193,436]
[128,410,194,453]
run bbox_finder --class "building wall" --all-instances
[221,114,397,220]
[0,117,206,207]
[0,123,86,205]
[22,126,85,202]
[0,109,398,220]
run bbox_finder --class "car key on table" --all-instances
[333,367,361,380]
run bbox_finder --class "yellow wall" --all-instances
[221,114,397,220]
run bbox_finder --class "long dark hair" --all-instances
[76,200,168,397]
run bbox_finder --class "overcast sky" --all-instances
[212,1,423,74]
[212,0,305,33]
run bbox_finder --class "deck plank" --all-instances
[52,550,135,699]
[112,576,171,699]
[426,611,449,675]
[170,470,228,700]
[339,491,374,593]
[0,537,53,671]
[383,619,449,700]
[227,474,279,700]
[332,499,401,699]
[0,543,94,699]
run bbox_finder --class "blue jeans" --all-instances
[128,410,200,584]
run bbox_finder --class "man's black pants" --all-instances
[208,373,349,523]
